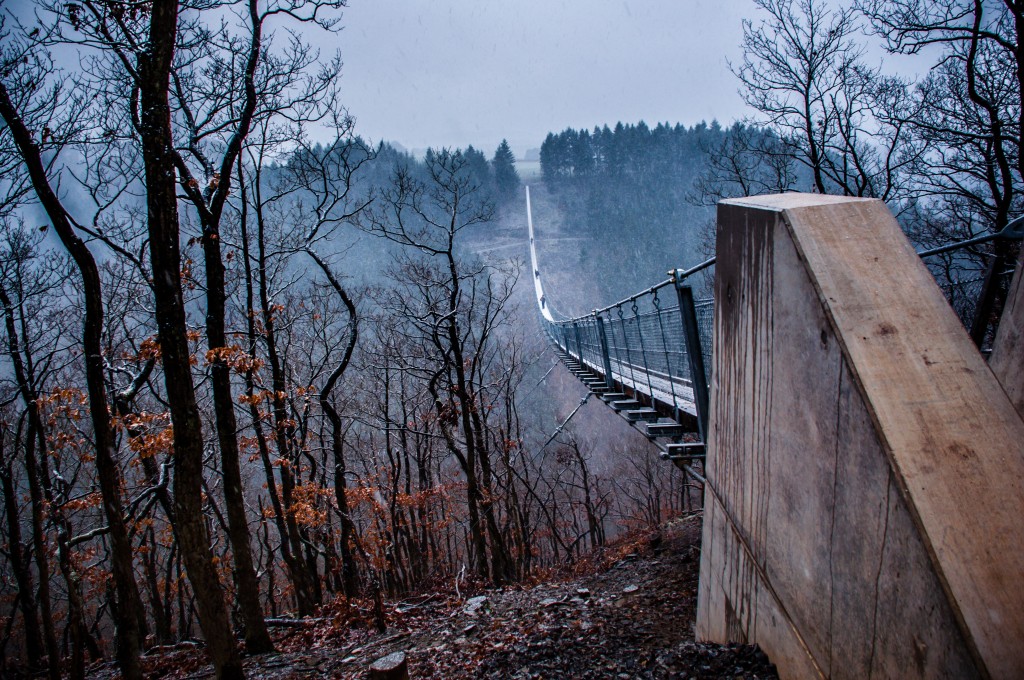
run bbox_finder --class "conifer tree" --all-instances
[492,139,520,204]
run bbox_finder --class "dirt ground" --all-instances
[93,513,777,679]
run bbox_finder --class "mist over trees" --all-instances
[538,120,815,301]
[0,0,1019,678]
[0,4,692,679]
[539,121,725,300]
[540,0,1021,338]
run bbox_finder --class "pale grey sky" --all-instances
[329,1,754,156]
[2,0,755,156]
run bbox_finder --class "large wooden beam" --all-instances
[697,193,1024,679]
[990,246,1024,417]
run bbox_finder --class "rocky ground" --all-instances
[95,513,777,679]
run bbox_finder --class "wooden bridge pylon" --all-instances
[697,194,1024,679]
[990,241,1024,418]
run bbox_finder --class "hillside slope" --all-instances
[95,514,776,679]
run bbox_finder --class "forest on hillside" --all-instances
[539,0,1023,333]
[537,121,799,301]
[0,3,697,678]
[0,0,1022,679]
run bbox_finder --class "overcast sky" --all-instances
[4,0,755,156]
[328,1,754,156]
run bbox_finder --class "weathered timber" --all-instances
[990,245,1024,418]
[697,193,1024,680]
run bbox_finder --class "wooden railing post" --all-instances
[699,193,1024,680]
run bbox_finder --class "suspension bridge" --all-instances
[526,188,1024,679]
[526,186,714,471]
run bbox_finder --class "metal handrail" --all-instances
[917,216,1024,258]
[526,187,713,425]
[527,182,1021,446]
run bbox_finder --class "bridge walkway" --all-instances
[525,186,713,474]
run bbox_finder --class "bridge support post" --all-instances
[594,315,615,387]
[697,193,1024,679]
[989,245,1024,417]
[675,283,710,441]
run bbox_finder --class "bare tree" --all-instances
[735,0,915,200]
[365,149,523,583]
[860,0,1023,175]
[0,222,66,677]
[860,0,1023,343]
[164,3,346,653]
[282,119,373,596]
[0,29,149,680]
[689,124,798,205]
[232,126,331,616]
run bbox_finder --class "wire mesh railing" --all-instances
[526,187,713,438]
[918,216,1024,349]
[542,277,713,420]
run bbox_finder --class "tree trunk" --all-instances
[137,2,243,677]
[0,71,146,680]
[0,289,49,674]
[308,250,360,598]
[253,187,319,614]
[202,218,275,654]
[368,651,408,680]
[19,428,59,680]
[237,163,317,617]
[0,458,44,671]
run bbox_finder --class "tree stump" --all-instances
[368,651,409,680]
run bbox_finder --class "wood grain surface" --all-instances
[698,194,1024,679]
